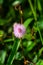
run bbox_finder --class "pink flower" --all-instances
[13,23,26,38]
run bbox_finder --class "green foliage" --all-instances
[6,39,21,65]
[24,18,33,28]
[0,0,43,65]
[0,51,6,64]
[0,0,3,4]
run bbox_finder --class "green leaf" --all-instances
[0,0,3,4]
[4,38,14,42]
[12,0,21,6]
[6,39,21,65]
[37,0,42,12]
[23,41,35,52]
[26,41,35,51]
[38,47,43,57]
[36,59,43,65]
[24,18,33,28]
[38,20,43,29]
[0,30,4,38]
[14,52,24,60]
[33,55,38,63]
[0,51,6,64]
[23,34,32,40]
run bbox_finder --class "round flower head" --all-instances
[13,23,26,38]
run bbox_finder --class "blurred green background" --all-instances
[0,0,43,65]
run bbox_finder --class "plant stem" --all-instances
[19,6,23,24]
